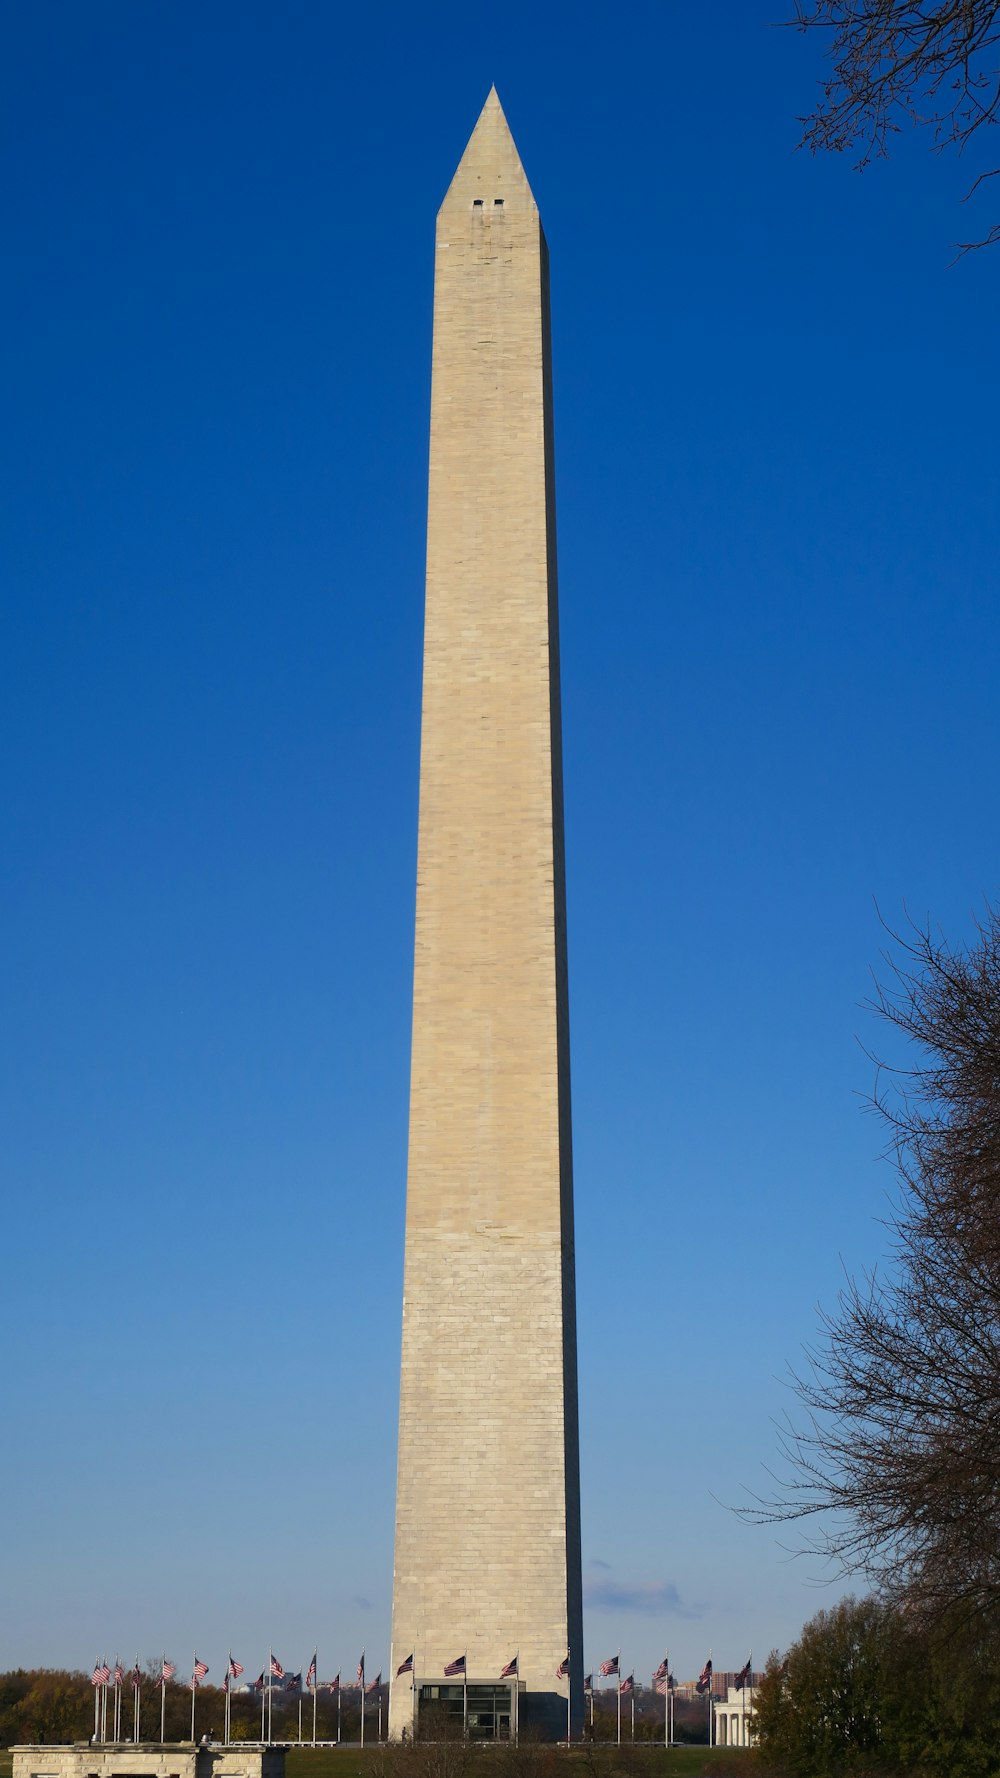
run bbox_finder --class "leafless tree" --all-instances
[747,906,1000,1638]
[790,2,1000,250]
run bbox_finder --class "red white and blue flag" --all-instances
[696,1660,713,1696]
[270,1655,285,1680]
[396,1655,414,1678]
[653,1661,668,1682]
[556,1656,570,1680]
[92,1665,111,1687]
[584,1674,593,1694]
[157,1663,176,1688]
[307,1654,317,1690]
[131,1664,142,1689]
[365,1673,381,1695]
[114,1664,125,1687]
[619,1674,634,1696]
[356,1655,365,1686]
[229,1656,244,1679]
[328,1674,340,1693]
[193,1658,209,1681]
[444,1655,466,1677]
[285,1673,301,1693]
[735,1658,752,1690]
[500,1655,518,1679]
[599,1655,619,1678]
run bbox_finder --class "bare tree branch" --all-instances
[742,904,1000,1637]
[789,2,1000,250]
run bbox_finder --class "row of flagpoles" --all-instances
[89,1647,754,1746]
[87,1651,386,1747]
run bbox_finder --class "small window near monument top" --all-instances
[473,198,483,207]
[494,197,504,206]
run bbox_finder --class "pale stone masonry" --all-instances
[388,89,582,1742]
[12,1750,285,1778]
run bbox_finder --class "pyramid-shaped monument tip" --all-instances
[439,86,536,214]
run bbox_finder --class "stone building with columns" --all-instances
[713,1686,756,1747]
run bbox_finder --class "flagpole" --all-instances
[360,1653,365,1750]
[190,1653,196,1745]
[338,1679,342,1745]
[160,1659,166,1745]
[463,1655,468,1742]
[630,1690,634,1743]
[268,1650,273,1745]
[134,1660,140,1744]
[708,1648,713,1748]
[313,1656,317,1746]
[617,1652,621,1747]
[260,1665,266,1743]
[94,1676,100,1743]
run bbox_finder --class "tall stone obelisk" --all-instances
[388,90,582,1743]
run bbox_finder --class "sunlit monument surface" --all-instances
[388,89,583,1743]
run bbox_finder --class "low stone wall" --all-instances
[12,1744,285,1778]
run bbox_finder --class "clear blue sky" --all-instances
[3,0,998,1691]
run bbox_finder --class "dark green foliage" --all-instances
[752,1595,1000,1776]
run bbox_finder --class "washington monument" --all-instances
[388,91,583,1742]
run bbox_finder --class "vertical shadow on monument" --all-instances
[518,1691,567,1742]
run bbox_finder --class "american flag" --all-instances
[500,1655,518,1678]
[443,1655,466,1677]
[252,1673,265,1691]
[270,1655,285,1680]
[131,1664,141,1689]
[193,1658,209,1681]
[356,1655,365,1686]
[734,1658,752,1690]
[619,1674,634,1696]
[365,1673,381,1695]
[696,1659,713,1696]
[307,1654,317,1690]
[653,1661,668,1682]
[113,1664,125,1687]
[285,1673,301,1693]
[156,1663,176,1688]
[599,1655,619,1677]
[328,1674,340,1693]
[396,1655,414,1678]
[584,1674,593,1693]
[556,1656,570,1680]
[229,1655,244,1679]
[223,1676,229,1695]
[92,1665,111,1687]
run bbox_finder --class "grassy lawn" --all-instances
[285,1750,753,1778]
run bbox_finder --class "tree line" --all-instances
[0,1667,381,1747]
